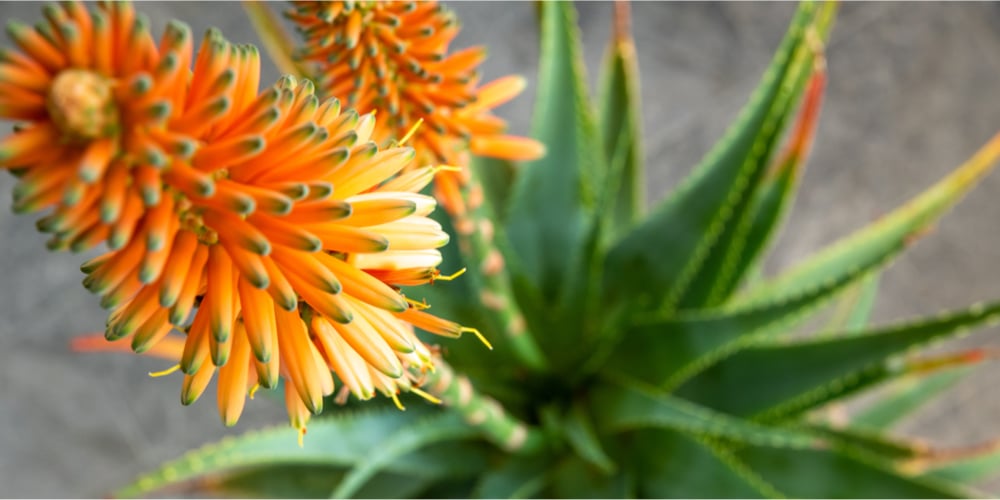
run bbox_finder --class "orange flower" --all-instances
[0,2,195,252]
[1,0,483,439]
[287,0,545,215]
[74,30,478,435]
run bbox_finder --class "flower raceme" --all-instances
[0,2,198,252]
[287,0,546,215]
[1,2,484,436]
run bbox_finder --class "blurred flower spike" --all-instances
[287,0,546,215]
[2,1,485,438]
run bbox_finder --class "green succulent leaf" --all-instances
[593,378,823,449]
[736,130,1000,308]
[918,446,1000,487]
[735,445,968,498]
[505,0,603,305]
[332,412,479,498]
[677,16,834,310]
[676,300,1000,421]
[607,261,873,390]
[200,466,433,499]
[563,402,617,474]
[633,430,778,498]
[821,271,881,335]
[117,408,487,498]
[802,425,925,461]
[548,455,635,499]
[473,456,549,499]
[597,6,644,239]
[717,66,829,304]
[852,367,972,431]
[602,1,829,314]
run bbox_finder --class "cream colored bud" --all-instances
[47,69,119,140]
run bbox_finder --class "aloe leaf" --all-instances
[593,378,823,449]
[597,2,644,238]
[473,456,549,499]
[117,408,486,498]
[736,129,1000,307]
[201,466,432,499]
[504,0,603,305]
[852,367,971,431]
[802,425,925,461]
[675,301,1000,421]
[563,402,616,474]
[735,445,968,498]
[916,444,1000,485]
[602,1,829,313]
[711,66,829,304]
[607,262,872,390]
[634,430,778,498]
[332,412,479,498]
[549,455,635,499]
[821,271,881,335]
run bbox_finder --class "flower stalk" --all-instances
[453,165,548,371]
[424,359,545,455]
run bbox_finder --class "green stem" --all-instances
[242,1,308,79]
[451,164,548,371]
[424,361,546,454]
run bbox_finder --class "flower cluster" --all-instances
[287,0,545,215]
[2,1,487,438]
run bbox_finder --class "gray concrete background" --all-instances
[2,1,1000,497]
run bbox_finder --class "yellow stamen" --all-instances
[248,383,261,400]
[410,387,442,405]
[462,327,493,350]
[391,392,406,411]
[405,297,430,310]
[433,165,463,173]
[148,364,181,378]
[297,426,306,448]
[399,118,424,146]
[434,267,466,281]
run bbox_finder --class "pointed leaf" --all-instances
[735,445,968,498]
[633,430,778,498]
[117,408,487,498]
[592,378,823,449]
[332,412,478,498]
[563,402,616,474]
[917,443,1000,486]
[852,367,971,431]
[548,455,634,499]
[821,271,881,335]
[676,300,1000,421]
[505,1,603,304]
[473,456,549,499]
[597,3,644,237]
[608,261,875,389]
[803,425,925,461]
[200,466,433,499]
[602,2,827,313]
[708,66,829,304]
[736,129,1000,307]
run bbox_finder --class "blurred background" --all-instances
[2,1,1000,496]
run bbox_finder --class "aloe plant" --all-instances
[6,0,1000,498]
